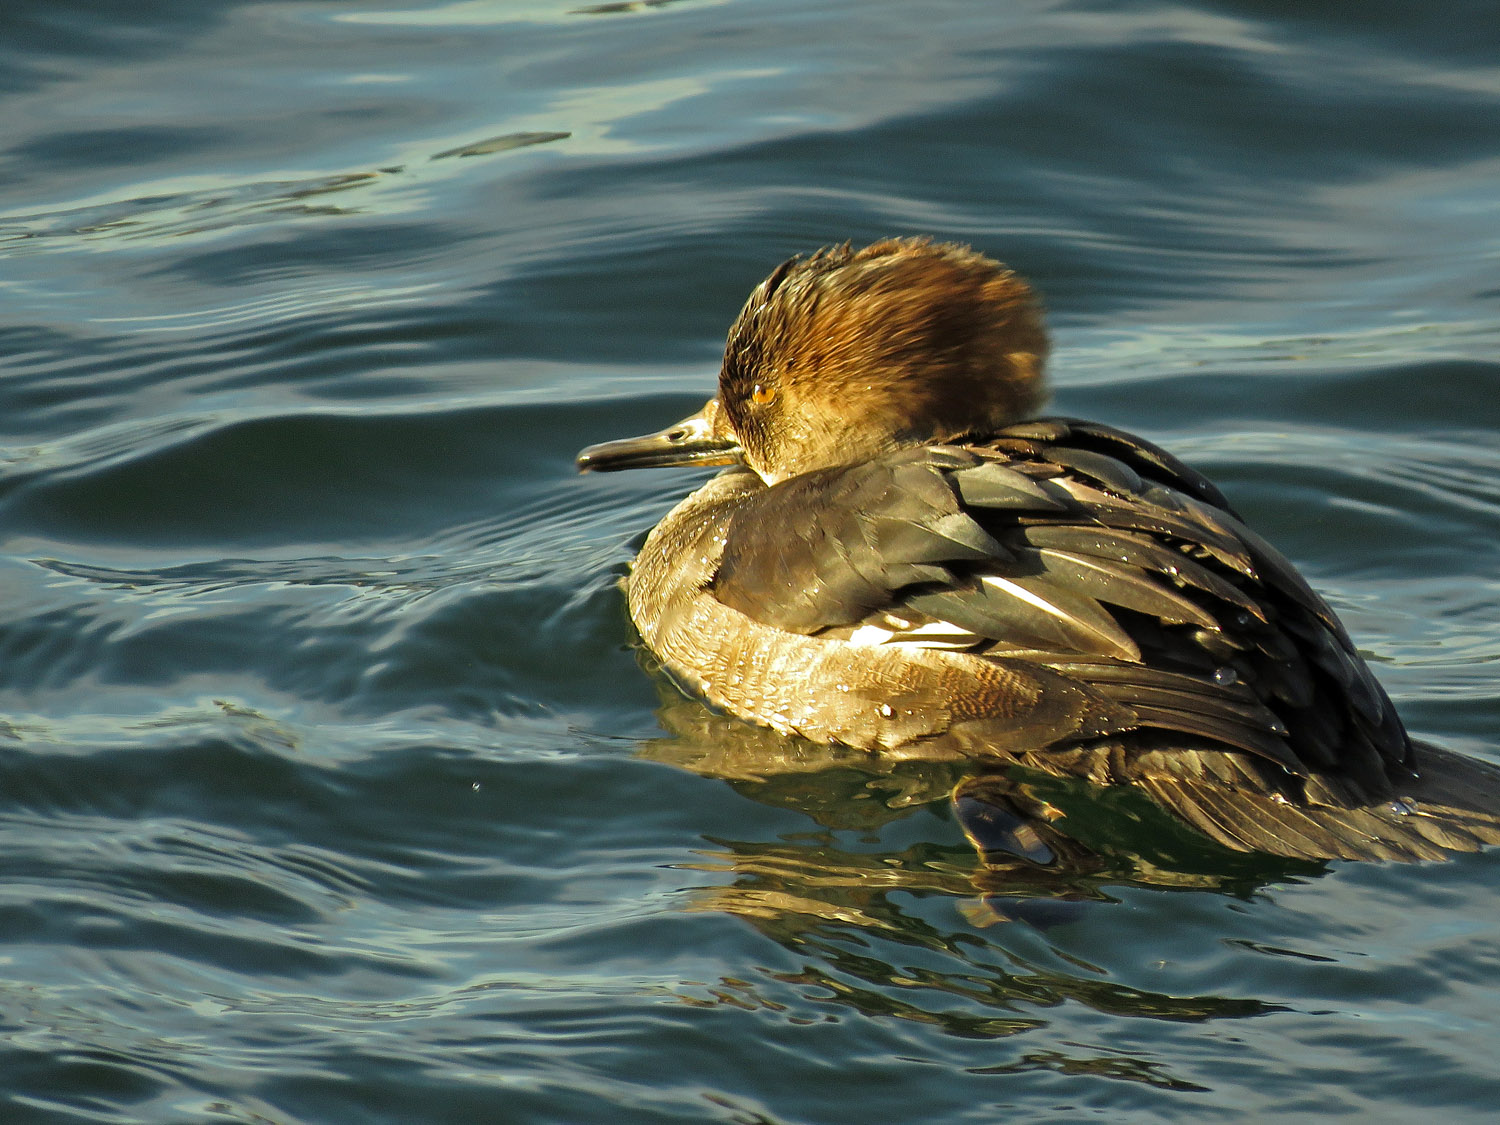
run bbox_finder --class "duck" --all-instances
[577,237,1500,863]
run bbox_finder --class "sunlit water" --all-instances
[2,1,1499,1121]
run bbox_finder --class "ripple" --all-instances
[3,0,1500,1121]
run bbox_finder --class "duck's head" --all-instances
[577,238,1049,485]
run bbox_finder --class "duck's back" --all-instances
[628,419,1500,861]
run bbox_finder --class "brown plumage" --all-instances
[578,237,1500,863]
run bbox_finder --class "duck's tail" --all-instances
[1134,741,1500,863]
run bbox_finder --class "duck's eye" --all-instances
[750,383,777,406]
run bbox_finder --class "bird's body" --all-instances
[579,238,1500,862]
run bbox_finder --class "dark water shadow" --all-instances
[636,681,1317,1040]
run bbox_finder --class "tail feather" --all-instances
[1138,741,1500,863]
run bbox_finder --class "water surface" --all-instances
[2,1,1499,1121]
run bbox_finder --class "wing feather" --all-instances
[709,421,1415,811]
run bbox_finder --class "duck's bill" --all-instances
[576,398,743,472]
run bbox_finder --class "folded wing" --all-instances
[712,418,1415,814]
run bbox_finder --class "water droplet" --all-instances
[1212,667,1237,686]
[1389,797,1418,816]
[1269,719,1289,736]
[878,703,895,719]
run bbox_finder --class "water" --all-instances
[2,1,1499,1120]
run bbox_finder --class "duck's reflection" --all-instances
[639,688,1313,1030]
[642,687,1321,900]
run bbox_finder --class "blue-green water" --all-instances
[3,1,1499,1121]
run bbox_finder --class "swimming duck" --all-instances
[578,237,1500,863]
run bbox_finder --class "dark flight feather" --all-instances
[701,417,1499,860]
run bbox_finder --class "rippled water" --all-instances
[3,1,1499,1121]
